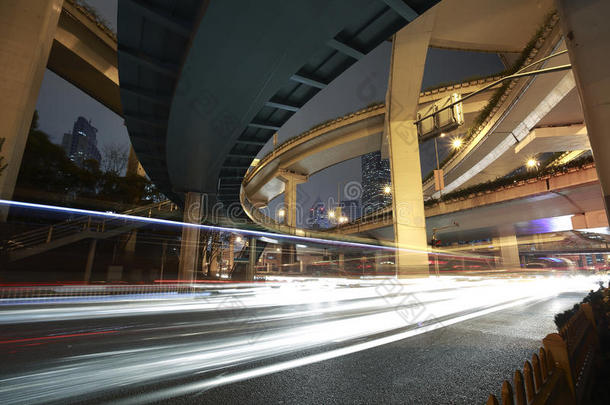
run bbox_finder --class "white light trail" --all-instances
[0,275,604,404]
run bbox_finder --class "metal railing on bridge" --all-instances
[1,200,178,261]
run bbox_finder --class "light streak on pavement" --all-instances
[0,275,606,404]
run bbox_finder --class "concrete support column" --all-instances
[278,170,307,229]
[160,240,167,280]
[84,239,97,283]
[122,229,137,274]
[209,233,220,277]
[338,253,345,272]
[374,250,385,275]
[556,0,610,219]
[0,0,64,219]
[228,234,235,271]
[178,192,203,281]
[280,243,296,268]
[493,233,520,270]
[247,237,257,281]
[124,229,137,253]
[386,9,436,278]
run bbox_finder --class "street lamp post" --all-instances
[433,134,444,196]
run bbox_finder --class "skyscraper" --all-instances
[307,197,331,229]
[61,116,102,168]
[361,151,391,214]
[334,199,361,221]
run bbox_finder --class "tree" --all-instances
[15,111,86,203]
[101,142,129,175]
[14,110,165,209]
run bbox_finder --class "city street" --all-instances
[0,275,601,404]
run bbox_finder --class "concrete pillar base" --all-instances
[178,192,203,281]
[556,0,610,220]
[84,238,97,283]
[278,170,307,229]
[386,10,437,278]
[493,231,520,270]
[0,0,64,220]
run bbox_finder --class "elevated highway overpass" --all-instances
[113,0,609,278]
[333,163,606,242]
[4,0,609,280]
[50,0,120,116]
[240,5,603,250]
[115,0,557,208]
[242,76,498,213]
[116,0,445,204]
[1,0,121,218]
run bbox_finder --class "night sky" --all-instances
[34,1,504,220]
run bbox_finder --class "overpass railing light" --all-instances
[526,158,539,169]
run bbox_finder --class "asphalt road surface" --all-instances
[0,275,603,404]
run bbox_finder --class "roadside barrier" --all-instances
[486,303,598,405]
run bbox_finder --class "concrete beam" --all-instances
[327,38,365,60]
[121,84,171,106]
[430,0,555,53]
[118,45,179,78]
[235,139,266,146]
[426,165,599,218]
[50,3,121,115]
[264,100,300,112]
[248,122,281,131]
[124,0,192,37]
[290,74,327,89]
[381,0,419,22]
[514,124,590,155]
[572,210,609,230]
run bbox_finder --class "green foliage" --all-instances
[423,12,557,183]
[554,281,609,331]
[425,155,594,207]
[421,73,499,94]
[14,111,162,210]
[554,303,581,331]
[66,0,116,40]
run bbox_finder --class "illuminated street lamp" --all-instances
[278,208,285,218]
[526,158,539,171]
[383,185,391,194]
[339,216,348,224]
[328,210,336,219]
[451,138,463,149]
[235,236,242,243]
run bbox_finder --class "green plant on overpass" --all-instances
[424,154,594,207]
[66,0,116,41]
[422,11,558,184]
